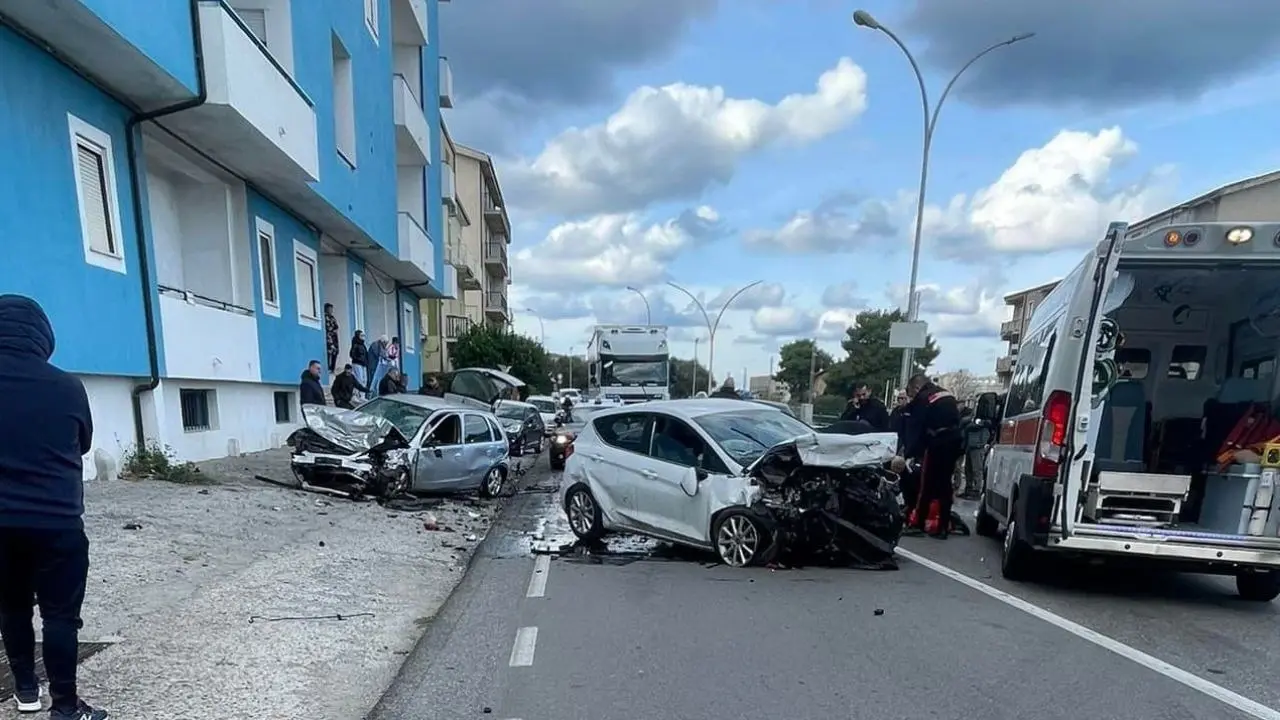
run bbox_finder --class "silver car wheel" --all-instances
[485,468,504,496]
[716,515,759,567]
[568,491,596,536]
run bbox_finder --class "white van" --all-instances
[978,221,1280,601]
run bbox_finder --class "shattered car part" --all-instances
[287,405,412,501]
[747,433,904,569]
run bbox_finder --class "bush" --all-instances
[813,394,847,418]
[120,442,207,484]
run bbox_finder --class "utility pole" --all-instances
[691,337,699,396]
[568,345,574,390]
[768,355,775,400]
[807,340,818,403]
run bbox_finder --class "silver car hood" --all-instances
[743,432,899,477]
[299,404,410,453]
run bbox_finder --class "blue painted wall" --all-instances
[79,0,199,93]
[292,0,398,255]
[246,189,325,385]
[423,0,444,290]
[397,288,421,388]
[0,26,158,377]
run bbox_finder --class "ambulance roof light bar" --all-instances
[1125,221,1280,249]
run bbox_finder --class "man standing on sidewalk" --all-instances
[0,295,109,719]
[299,360,326,408]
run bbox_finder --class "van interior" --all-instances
[1086,264,1280,537]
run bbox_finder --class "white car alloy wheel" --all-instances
[484,468,504,496]
[716,514,761,567]
[567,490,597,537]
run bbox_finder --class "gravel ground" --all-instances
[1,449,503,720]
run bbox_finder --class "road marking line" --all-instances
[526,554,550,598]
[896,547,1280,720]
[509,626,538,667]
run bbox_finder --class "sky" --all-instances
[438,0,1280,385]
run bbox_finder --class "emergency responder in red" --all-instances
[900,373,963,539]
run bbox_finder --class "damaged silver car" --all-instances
[288,395,511,500]
[558,399,904,568]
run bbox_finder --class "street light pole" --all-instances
[852,9,1033,387]
[691,337,699,396]
[568,345,574,389]
[624,286,652,325]
[523,307,546,346]
[667,280,762,393]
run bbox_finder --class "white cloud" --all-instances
[815,308,859,340]
[887,283,1005,339]
[504,58,869,216]
[743,194,897,254]
[920,127,1175,260]
[820,282,867,309]
[708,282,787,311]
[512,206,723,291]
[750,306,818,337]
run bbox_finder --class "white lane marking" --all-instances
[526,554,551,598]
[896,547,1280,720]
[509,626,538,667]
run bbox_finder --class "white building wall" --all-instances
[79,376,140,483]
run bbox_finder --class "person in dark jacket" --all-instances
[0,295,110,720]
[959,407,993,499]
[299,360,326,408]
[888,389,909,445]
[331,364,368,409]
[711,376,741,399]
[378,366,407,396]
[349,331,369,388]
[419,374,444,397]
[838,382,890,431]
[900,374,963,538]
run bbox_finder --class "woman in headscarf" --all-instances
[368,334,391,398]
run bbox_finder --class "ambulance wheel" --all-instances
[975,491,999,538]
[1236,570,1280,602]
[1000,497,1034,581]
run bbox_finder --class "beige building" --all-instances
[748,375,787,401]
[420,125,512,373]
[996,280,1059,387]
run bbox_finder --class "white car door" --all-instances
[580,412,652,529]
[630,412,729,545]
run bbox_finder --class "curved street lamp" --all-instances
[853,9,1033,386]
[624,286,652,325]
[667,280,762,393]
[523,307,546,346]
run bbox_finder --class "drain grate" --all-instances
[0,642,111,697]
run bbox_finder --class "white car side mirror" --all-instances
[679,466,700,497]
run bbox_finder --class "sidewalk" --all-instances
[0,449,498,720]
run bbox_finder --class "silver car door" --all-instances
[462,413,498,488]
[636,413,722,544]
[585,413,653,526]
[415,412,468,491]
[485,416,510,467]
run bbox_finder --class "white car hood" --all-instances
[743,432,898,477]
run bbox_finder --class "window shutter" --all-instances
[258,231,277,303]
[235,8,268,45]
[76,142,115,255]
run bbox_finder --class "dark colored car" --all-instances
[549,425,575,471]
[494,399,545,456]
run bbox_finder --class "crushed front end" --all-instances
[747,433,904,569]
[287,405,413,501]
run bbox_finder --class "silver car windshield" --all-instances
[495,404,526,421]
[354,397,432,438]
[694,409,814,466]
[529,399,557,413]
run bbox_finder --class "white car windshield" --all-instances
[693,408,814,467]
[354,397,433,438]
[530,399,557,413]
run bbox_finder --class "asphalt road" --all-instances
[369,456,1280,720]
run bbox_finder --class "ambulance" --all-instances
[976,221,1280,601]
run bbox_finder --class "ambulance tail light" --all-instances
[1033,390,1071,477]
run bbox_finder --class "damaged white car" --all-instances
[288,395,511,500]
[559,399,904,568]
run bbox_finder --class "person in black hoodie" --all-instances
[0,295,110,720]
[900,374,963,539]
[378,366,407,396]
[299,360,326,408]
[838,382,890,431]
[331,364,369,409]
[348,331,369,388]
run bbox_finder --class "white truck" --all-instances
[976,220,1280,601]
[585,325,671,403]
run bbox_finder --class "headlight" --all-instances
[1226,226,1254,245]
[504,423,521,434]
[555,435,570,445]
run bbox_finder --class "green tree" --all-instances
[668,357,713,398]
[830,309,939,398]
[546,353,590,391]
[451,324,552,393]
[774,339,832,400]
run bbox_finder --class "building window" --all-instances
[232,7,267,44]
[256,218,280,316]
[364,0,378,41]
[273,391,294,423]
[294,240,320,328]
[352,273,365,332]
[402,301,416,354]
[180,389,215,432]
[68,114,125,274]
[331,34,356,167]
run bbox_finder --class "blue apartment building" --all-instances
[0,0,453,471]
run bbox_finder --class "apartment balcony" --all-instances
[456,245,482,291]
[391,0,428,46]
[442,165,457,207]
[3,0,198,109]
[483,190,510,233]
[484,238,509,276]
[439,57,455,108]
[484,290,509,320]
[394,74,431,166]
[445,314,471,340]
[439,262,458,300]
[996,356,1014,374]
[161,2,319,184]
[1000,319,1021,341]
[395,212,435,285]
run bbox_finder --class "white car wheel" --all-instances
[480,467,504,498]
[714,513,765,568]
[565,485,603,541]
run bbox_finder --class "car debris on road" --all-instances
[287,404,413,501]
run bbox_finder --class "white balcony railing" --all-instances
[393,74,430,166]
[439,57,454,108]
[397,212,434,283]
[442,165,456,205]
